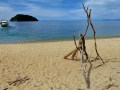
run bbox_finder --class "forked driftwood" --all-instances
[74,34,91,88]
[82,3,104,63]
[64,3,104,64]
[80,45,89,88]
[64,3,104,88]
[8,76,30,86]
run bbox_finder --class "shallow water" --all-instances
[0,21,120,43]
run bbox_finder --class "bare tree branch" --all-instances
[82,3,104,64]
[73,35,79,50]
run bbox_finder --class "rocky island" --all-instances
[10,14,38,21]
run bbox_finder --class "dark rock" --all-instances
[10,14,38,21]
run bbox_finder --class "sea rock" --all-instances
[10,14,38,21]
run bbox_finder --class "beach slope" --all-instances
[0,38,120,90]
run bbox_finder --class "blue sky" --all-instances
[0,0,120,20]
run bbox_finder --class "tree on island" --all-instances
[10,14,38,21]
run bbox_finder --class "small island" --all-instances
[10,14,38,21]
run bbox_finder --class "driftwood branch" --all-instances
[64,3,104,88]
[64,3,104,63]
[82,3,104,64]
[82,3,90,36]
[8,76,30,86]
[80,34,88,61]
[73,35,79,50]
[64,48,78,59]
[79,34,91,88]
[63,35,82,60]
[89,14,104,63]
[80,48,88,88]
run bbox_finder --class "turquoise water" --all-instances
[0,21,120,43]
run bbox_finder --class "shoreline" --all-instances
[0,36,120,44]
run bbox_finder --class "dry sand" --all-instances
[0,38,120,90]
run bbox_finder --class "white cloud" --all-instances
[84,0,120,20]
[0,3,15,20]
[0,0,120,20]
[69,0,120,20]
[28,0,63,3]
[26,5,68,17]
[0,2,69,20]
[12,3,69,19]
[69,9,86,20]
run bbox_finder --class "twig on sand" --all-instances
[8,76,30,86]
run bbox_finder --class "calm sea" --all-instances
[0,20,120,43]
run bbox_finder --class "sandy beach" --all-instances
[0,38,120,90]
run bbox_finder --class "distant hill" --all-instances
[10,14,38,21]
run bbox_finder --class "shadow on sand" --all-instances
[64,57,119,89]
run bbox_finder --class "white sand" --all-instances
[0,38,120,90]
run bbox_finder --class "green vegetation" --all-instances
[10,14,38,21]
